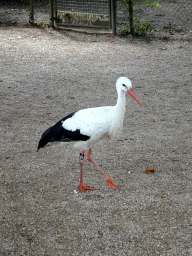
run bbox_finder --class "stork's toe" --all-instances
[106,178,119,190]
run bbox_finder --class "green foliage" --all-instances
[121,0,161,37]
[119,19,151,37]
[119,25,129,36]
[134,16,151,36]
[145,1,161,8]
[122,0,161,8]
[39,20,46,29]
[122,0,136,7]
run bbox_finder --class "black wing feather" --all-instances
[37,111,90,151]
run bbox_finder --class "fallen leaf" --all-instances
[146,167,155,174]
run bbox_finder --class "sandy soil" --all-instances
[0,26,192,255]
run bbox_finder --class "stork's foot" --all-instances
[106,178,119,190]
[79,184,95,192]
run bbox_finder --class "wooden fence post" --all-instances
[50,0,54,27]
[111,0,116,35]
[29,0,34,24]
[54,0,57,26]
[129,0,134,34]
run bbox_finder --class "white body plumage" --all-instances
[62,78,128,149]
[37,77,142,151]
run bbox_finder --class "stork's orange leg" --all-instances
[78,150,95,192]
[86,148,119,190]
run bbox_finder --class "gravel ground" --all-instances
[0,26,192,255]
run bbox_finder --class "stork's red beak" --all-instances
[128,88,143,107]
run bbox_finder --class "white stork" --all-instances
[37,77,143,192]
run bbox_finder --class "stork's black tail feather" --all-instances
[37,111,90,151]
[37,116,76,151]
[37,125,55,151]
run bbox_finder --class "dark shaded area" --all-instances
[0,0,49,26]
[1,0,29,5]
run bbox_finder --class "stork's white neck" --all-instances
[116,89,126,112]
[108,89,126,138]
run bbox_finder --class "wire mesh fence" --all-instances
[117,0,192,39]
[0,0,191,39]
[56,0,111,28]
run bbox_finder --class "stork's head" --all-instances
[116,77,143,107]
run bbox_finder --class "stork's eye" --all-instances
[122,84,126,87]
